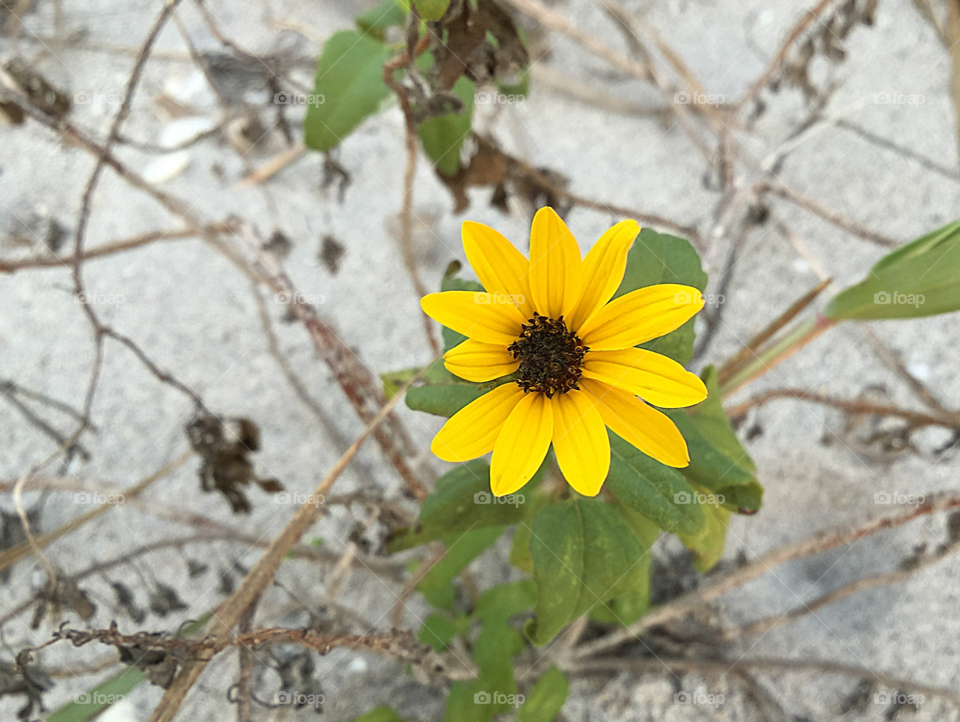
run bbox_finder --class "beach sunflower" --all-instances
[421,207,708,498]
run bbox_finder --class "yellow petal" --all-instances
[582,348,708,408]
[422,291,525,346]
[444,338,519,382]
[491,392,553,496]
[432,383,525,462]
[462,221,535,319]
[528,207,581,321]
[578,284,704,351]
[567,220,639,331]
[550,390,610,497]
[581,378,689,468]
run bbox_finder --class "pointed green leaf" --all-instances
[419,73,475,176]
[387,460,533,551]
[356,0,408,40]
[304,30,393,152]
[473,579,536,622]
[667,366,764,513]
[419,611,469,650]
[526,498,648,646]
[605,431,705,535]
[416,526,504,608]
[413,0,451,21]
[825,218,960,320]
[518,666,568,722]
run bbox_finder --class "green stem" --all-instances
[719,315,836,400]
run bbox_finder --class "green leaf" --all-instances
[604,431,705,536]
[519,666,569,722]
[667,366,764,513]
[825,218,960,320]
[615,227,707,365]
[677,485,731,572]
[587,505,657,625]
[382,359,455,399]
[387,460,532,551]
[419,73,475,176]
[348,708,406,722]
[419,611,469,650]
[304,30,393,152]
[525,498,649,646]
[405,382,489,418]
[473,579,536,622]
[413,0,451,21]
[356,0,408,39]
[416,526,504,608]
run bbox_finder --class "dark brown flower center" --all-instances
[508,314,588,397]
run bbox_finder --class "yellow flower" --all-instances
[421,207,708,498]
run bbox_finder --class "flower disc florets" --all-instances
[508,314,588,397]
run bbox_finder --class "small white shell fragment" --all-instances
[347,657,368,673]
[143,151,191,184]
[160,117,217,148]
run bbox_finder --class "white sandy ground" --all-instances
[2,0,960,719]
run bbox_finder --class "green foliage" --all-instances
[388,460,534,551]
[355,0,408,39]
[677,485,731,572]
[667,366,763,514]
[518,666,569,722]
[419,74,475,176]
[416,526,504,608]
[304,30,393,152]
[616,227,708,365]
[414,0,451,21]
[604,431,705,535]
[525,497,650,646]
[825,218,960,320]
